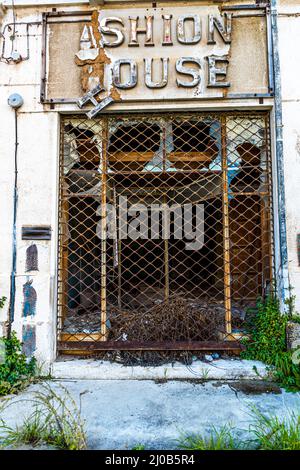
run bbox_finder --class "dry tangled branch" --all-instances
[109,296,224,342]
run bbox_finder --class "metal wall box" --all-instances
[22,226,52,240]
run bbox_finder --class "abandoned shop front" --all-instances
[0,1,287,364]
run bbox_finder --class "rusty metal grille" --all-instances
[57,112,273,354]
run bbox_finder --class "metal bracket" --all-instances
[76,84,115,118]
[87,95,115,118]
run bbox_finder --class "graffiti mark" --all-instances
[295,134,300,157]
[22,279,37,317]
[22,324,36,357]
[25,244,38,272]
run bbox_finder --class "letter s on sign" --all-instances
[99,17,125,47]
[176,58,201,88]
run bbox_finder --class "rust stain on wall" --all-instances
[75,11,121,101]
[22,324,36,357]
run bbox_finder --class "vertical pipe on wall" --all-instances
[270,0,289,307]
[7,110,19,338]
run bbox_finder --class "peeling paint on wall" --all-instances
[295,135,300,157]
[75,11,112,94]
[25,244,38,272]
[22,324,36,357]
[22,279,37,317]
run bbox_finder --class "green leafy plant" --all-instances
[32,382,87,450]
[0,383,87,450]
[179,424,240,450]
[241,295,300,391]
[285,285,299,320]
[0,332,36,396]
[132,444,145,450]
[241,296,287,363]
[249,407,300,450]
[1,407,48,448]
[178,408,300,450]
[273,352,300,390]
[0,297,6,309]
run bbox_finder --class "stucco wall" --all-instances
[278,0,300,312]
[0,5,59,363]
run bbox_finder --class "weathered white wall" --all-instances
[0,5,59,365]
[278,0,300,312]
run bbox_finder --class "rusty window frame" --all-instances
[57,111,274,354]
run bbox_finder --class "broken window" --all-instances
[57,113,272,355]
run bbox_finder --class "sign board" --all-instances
[44,4,271,110]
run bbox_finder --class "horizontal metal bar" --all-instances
[64,193,101,198]
[45,10,92,18]
[227,93,273,98]
[42,93,274,105]
[3,0,88,6]
[58,340,244,351]
[47,19,91,24]
[42,98,84,104]
[231,14,265,18]
[221,4,267,11]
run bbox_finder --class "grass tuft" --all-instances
[249,407,300,450]
[1,407,47,448]
[0,382,87,450]
[178,407,300,451]
[131,444,145,450]
[179,424,239,450]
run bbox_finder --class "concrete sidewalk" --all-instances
[51,358,268,381]
[1,378,300,450]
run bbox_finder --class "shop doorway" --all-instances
[57,112,273,356]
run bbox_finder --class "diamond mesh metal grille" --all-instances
[57,112,273,353]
